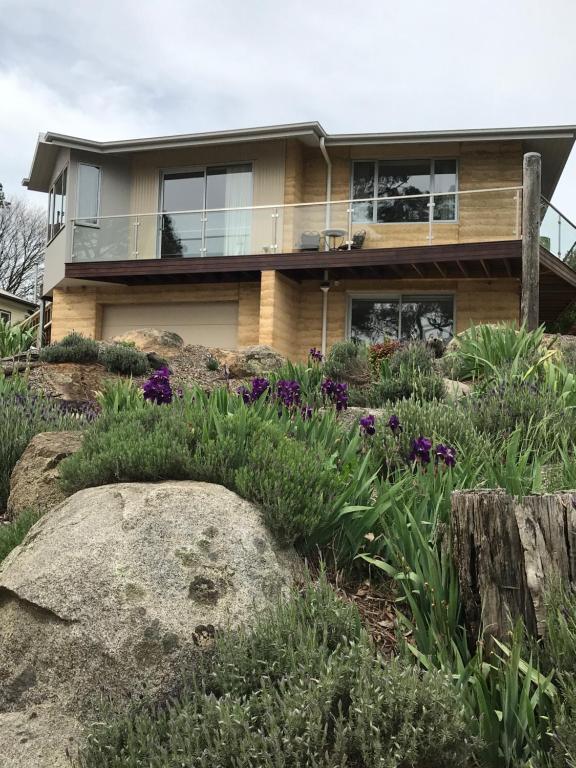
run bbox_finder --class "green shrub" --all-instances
[0,318,36,358]
[389,341,435,376]
[324,340,370,383]
[0,390,84,510]
[0,508,42,564]
[77,577,474,768]
[98,343,150,376]
[206,355,219,371]
[39,332,99,364]
[95,378,145,414]
[441,323,550,382]
[350,370,445,407]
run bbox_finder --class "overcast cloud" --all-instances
[0,0,575,213]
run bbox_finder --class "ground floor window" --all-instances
[0,310,11,324]
[349,295,454,343]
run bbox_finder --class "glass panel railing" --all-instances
[431,187,522,245]
[540,198,576,264]
[72,217,134,261]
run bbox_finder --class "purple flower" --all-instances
[388,414,402,436]
[321,378,348,412]
[359,413,376,436]
[143,366,173,405]
[301,405,313,420]
[309,347,323,363]
[277,379,301,408]
[237,385,252,404]
[409,436,433,465]
[435,443,456,468]
[237,377,270,405]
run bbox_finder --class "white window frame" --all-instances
[350,158,459,225]
[346,291,456,341]
[47,166,68,244]
[75,162,102,229]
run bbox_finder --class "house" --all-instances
[0,288,37,325]
[23,122,576,358]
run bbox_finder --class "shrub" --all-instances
[324,340,370,383]
[98,343,150,376]
[368,339,401,378]
[78,577,474,768]
[389,340,435,376]
[0,390,84,510]
[206,355,219,371]
[0,318,36,358]
[95,378,145,414]
[350,370,445,407]
[0,508,42,564]
[39,332,99,364]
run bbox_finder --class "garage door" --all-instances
[102,302,239,348]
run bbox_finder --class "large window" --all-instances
[352,159,457,224]
[77,163,101,224]
[47,168,67,242]
[161,164,253,258]
[349,295,454,343]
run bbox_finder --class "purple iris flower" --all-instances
[409,436,433,465]
[321,378,348,412]
[143,366,173,405]
[301,405,314,420]
[238,377,270,405]
[359,413,376,436]
[277,379,301,408]
[388,415,402,435]
[435,443,457,468]
[309,347,323,363]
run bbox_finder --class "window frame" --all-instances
[350,158,459,225]
[75,162,102,229]
[47,166,68,245]
[346,291,456,342]
[0,310,11,324]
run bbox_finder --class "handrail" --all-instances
[70,186,523,223]
[540,195,576,232]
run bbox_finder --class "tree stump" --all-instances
[451,489,576,641]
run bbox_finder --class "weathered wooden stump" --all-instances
[451,489,576,640]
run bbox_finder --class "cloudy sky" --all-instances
[0,0,575,214]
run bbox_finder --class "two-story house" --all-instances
[24,122,576,358]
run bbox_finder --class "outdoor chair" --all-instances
[295,230,321,251]
[338,230,366,250]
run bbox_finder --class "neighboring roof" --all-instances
[23,121,576,199]
[0,288,38,310]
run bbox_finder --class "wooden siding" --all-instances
[51,282,260,344]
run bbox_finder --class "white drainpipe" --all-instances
[319,137,332,356]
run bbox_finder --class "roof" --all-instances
[0,288,38,310]
[23,121,576,199]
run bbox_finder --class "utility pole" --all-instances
[521,153,541,330]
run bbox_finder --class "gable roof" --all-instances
[0,288,38,310]
[23,121,576,200]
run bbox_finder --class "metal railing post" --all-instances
[428,194,434,243]
[133,217,140,259]
[558,213,562,257]
[272,208,279,252]
[347,205,352,250]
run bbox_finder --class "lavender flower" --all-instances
[435,443,456,468]
[409,436,432,465]
[143,366,173,405]
[359,413,376,436]
[309,347,323,363]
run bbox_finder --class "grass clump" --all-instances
[0,318,36,358]
[95,377,145,414]
[98,343,150,376]
[40,332,99,364]
[77,577,474,768]
[0,508,42,564]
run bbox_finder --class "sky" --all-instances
[0,0,575,215]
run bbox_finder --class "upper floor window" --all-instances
[48,168,67,242]
[77,163,101,225]
[351,159,457,224]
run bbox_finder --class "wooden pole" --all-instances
[521,152,542,330]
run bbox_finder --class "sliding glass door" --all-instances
[160,164,252,258]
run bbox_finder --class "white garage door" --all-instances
[102,301,239,348]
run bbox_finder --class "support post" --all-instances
[521,152,541,330]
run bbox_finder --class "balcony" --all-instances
[69,186,523,264]
[540,197,576,264]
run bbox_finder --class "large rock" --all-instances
[27,362,108,401]
[7,431,84,520]
[112,328,184,358]
[0,482,299,767]
[216,345,286,378]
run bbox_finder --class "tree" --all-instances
[0,193,46,300]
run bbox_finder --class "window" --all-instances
[77,164,101,225]
[351,159,457,224]
[160,164,253,258]
[349,295,454,343]
[0,310,11,324]
[47,168,67,242]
